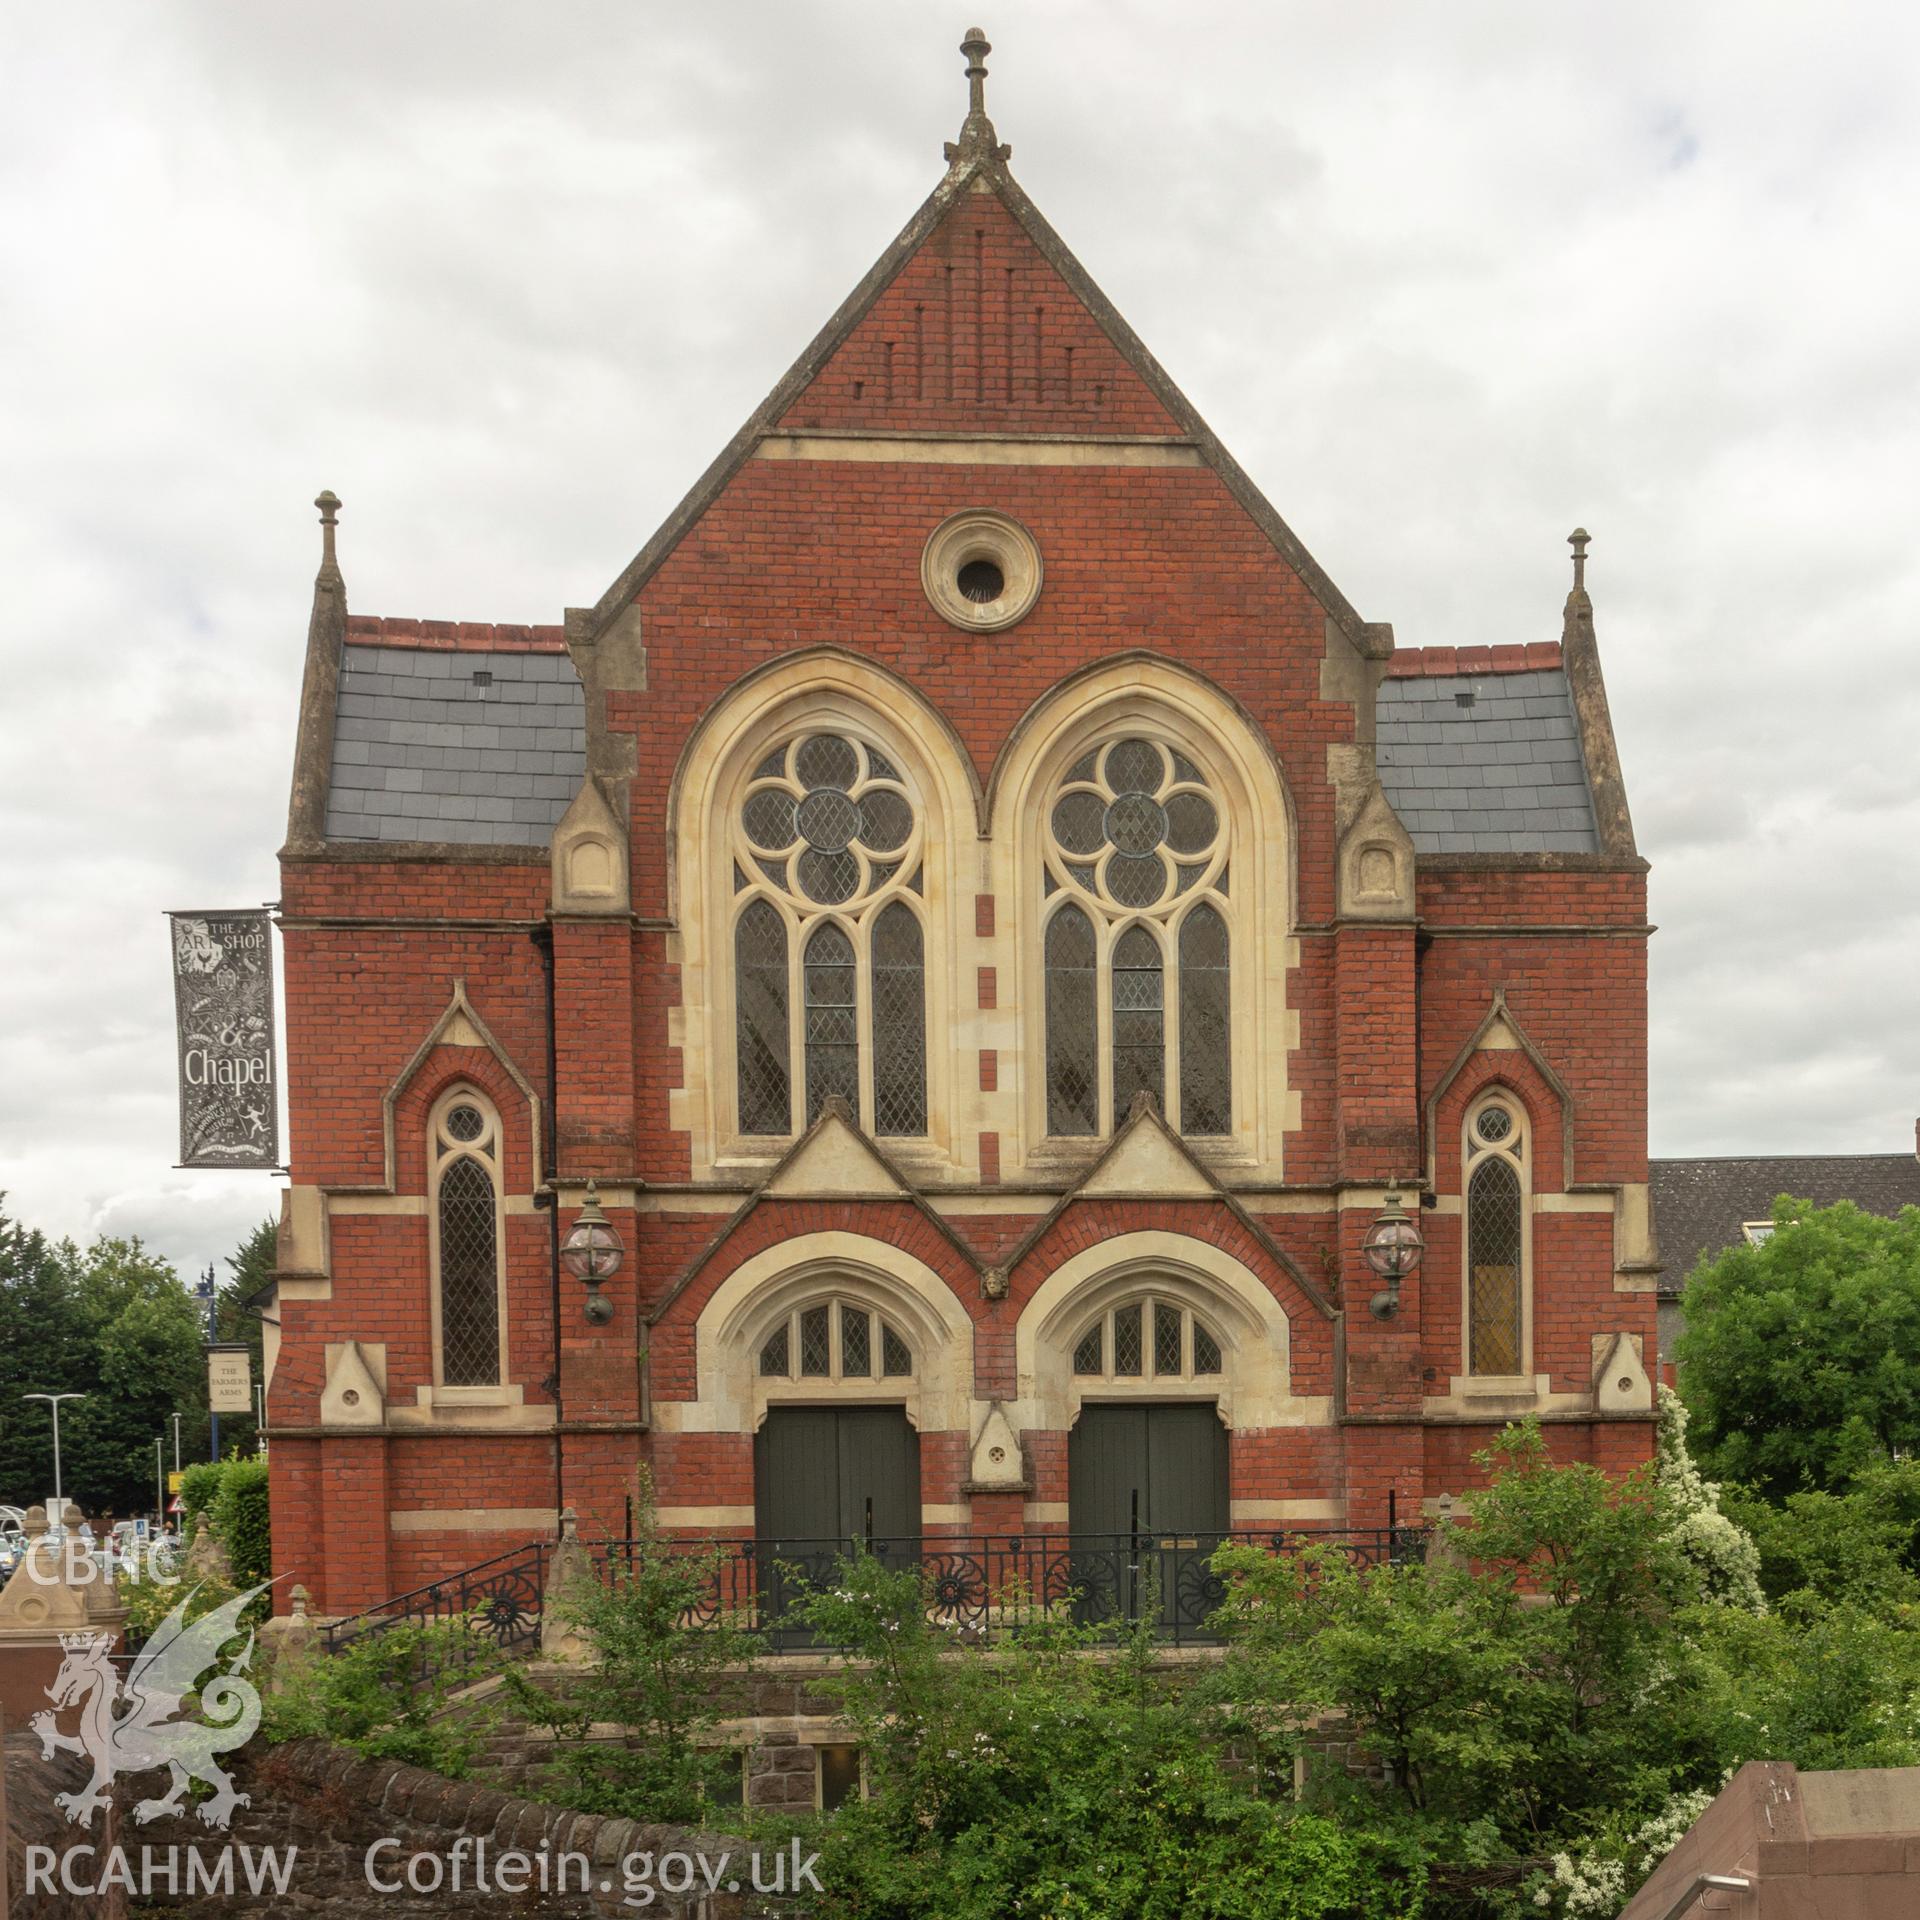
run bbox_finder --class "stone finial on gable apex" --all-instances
[316,490,342,580]
[1568,526,1590,594]
[945,26,1011,167]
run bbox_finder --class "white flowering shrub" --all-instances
[1531,1787,1716,1916]
[1656,1385,1765,1610]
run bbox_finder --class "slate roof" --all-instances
[1376,659,1600,855]
[322,642,587,846]
[1650,1152,1920,1292]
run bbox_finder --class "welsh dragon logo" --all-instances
[31,1583,268,1829]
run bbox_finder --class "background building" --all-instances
[265,39,1658,1615]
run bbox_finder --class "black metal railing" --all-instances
[321,1525,1426,1665]
[321,1538,548,1662]
[604,1525,1428,1651]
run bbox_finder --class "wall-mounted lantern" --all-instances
[559,1181,624,1325]
[1361,1188,1424,1319]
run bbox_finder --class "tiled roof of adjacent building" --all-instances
[322,640,586,846]
[1650,1150,1920,1292]
[1375,643,1600,855]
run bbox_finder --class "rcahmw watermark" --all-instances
[364,1835,824,1905]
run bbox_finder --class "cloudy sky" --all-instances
[3,2,1917,1283]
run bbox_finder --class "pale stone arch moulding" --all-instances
[988,656,1301,1179]
[668,1230,976,1437]
[1013,1230,1330,1434]
[381,979,544,1194]
[666,650,982,1182]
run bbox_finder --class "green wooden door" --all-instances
[1068,1402,1228,1631]
[755,1406,920,1643]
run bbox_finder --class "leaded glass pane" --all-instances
[1174,862,1207,896]
[1192,1322,1222,1374]
[1154,1302,1183,1376]
[1169,749,1207,787]
[881,1322,912,1376]
[743,788,798,849]
[1164,790,1217,854]
[1178,904,1231,1135]
[735,900,791,1135]
[800,1303,832,1376]
[1111,925,1165,1125]
[1107,852,1167,908]
[753,746,787,780]
[841,1305,872,1378]
[732,861,748,893]
[1073,1324,1103,1375]
[804,922,859,1123]
[797,787,861,852]
[871,902,926,1136]
[865,747,901,781]
[1468,1157,1524,1376]
[906,866,923,893]
[1051,790,1105,855]
[1105,737,1164,795]
[1104,790,1167,855]
[857,789,912,852]
[1216,864,1228,895]
[797,848,859,904]
[796,734,859,790]
[445,1104,484,1142]
[754,855,788,890]
[1476,1105,1514,1145]
[869,860,900,890]
[1064,748,1099,783]
[1065,861,1096,890]
[760,1323,790,1377]
[438,1156,500,1386]
[1113,1303,1143,1376]
[1045,905,1098,1136]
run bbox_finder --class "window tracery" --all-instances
[1041,735,1232,1135]
[730,731,928,1138]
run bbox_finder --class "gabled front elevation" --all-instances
[266,30,1658,1620]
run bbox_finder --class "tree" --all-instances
[1676,1198,1920,1496]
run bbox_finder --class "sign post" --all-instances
[167,910,278,1168]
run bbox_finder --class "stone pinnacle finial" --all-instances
[1568,526,1590,594]
[316,489,342,575]
[945,25,1010,166]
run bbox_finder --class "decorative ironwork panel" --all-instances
[871,902,926,1137]
[760,1323,790,1377]
[735,900,791,1134]
[1110,925,1165,1125]
[1113,1302,1143,1376]
[438,1156,501,1386]
[1073,1324,1103,1375]
[841,1305,871,1378]
[1154,1302,1184,1376]
[1178,903,1231,1135]
[803,922,859,1123]
[799,1303,832,1376]
[168,910,278,1167]
[1468,1156,1524,1375]
[1045,906,1098,1135]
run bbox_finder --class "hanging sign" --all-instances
[207,1344,254,1414]
[168,910,278,1167]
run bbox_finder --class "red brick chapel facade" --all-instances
[267,36,1659,1617]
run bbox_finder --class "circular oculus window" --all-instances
[920,510,1043,633]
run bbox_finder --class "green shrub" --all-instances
[211,1456,270,1590]
[264,1617,501,1776]
[512,1482,762,1824]
[178,1459,225,1540]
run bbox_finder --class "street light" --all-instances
[23,1392,86,1516]
[1361,1189,1425,1319]
[559,1182,624,1325]
[155,1436,164,1528]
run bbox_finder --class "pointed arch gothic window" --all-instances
[1042,735,1232,1136]
[731,731,928,1139]
[430,1090,505,1388]
[1464,1096,1528,1377]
